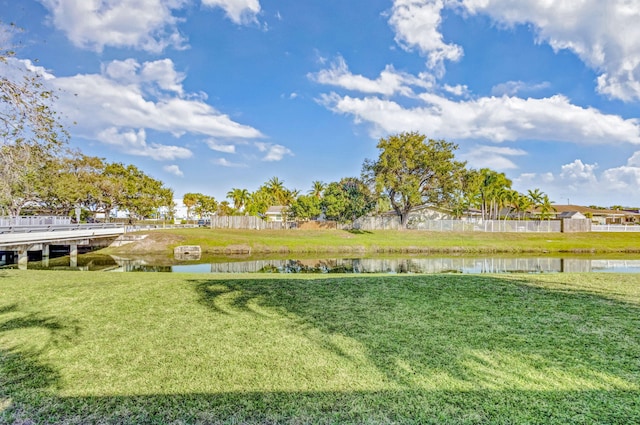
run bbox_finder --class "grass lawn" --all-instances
[104,228,640,257]
[1,270,639,424]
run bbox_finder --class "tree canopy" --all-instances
[1,27,69,216]
[322,177,376,224]
[362,131,466,227]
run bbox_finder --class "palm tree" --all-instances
[226,188,249,211]
[265,176,289,206]
[539,194,556,221]
[478,169,512,220]
[527,188,544,208]
[283,188,300,206]
[501,189,520,221]
[309,181,326,199]
[182,192,199,222]
[513,193,532,220]
[217,200,233,216]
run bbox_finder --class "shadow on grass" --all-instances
[2,275,640,424]
[346,229,373,235]
[190,275,640,422]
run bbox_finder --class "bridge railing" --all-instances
[0,223,123,234]
[0,216,72,227]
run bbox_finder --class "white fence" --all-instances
[592,224,640,232]
[414,220,561,232]
[353,217,562,232]
[0,216,72,227]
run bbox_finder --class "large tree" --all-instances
[193,193,218,218]
[44,152,105,219]
[104,163,172,221]
[362,132,466,228]
[183,193,199,221]
[1,28,69,216]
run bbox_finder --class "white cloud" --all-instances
[628,151,640,167]
[515,155,640,206]
[4,57,265,162]
[52,58,263,143]
[320,92,640,145]
[201,0,261,24]
[461,145,526,170]
[309,56,434,96]
[556,159,600,194]
[559,160,599,184]
[389,0,463,74]
[443,84,470,97]
[37,0,262,52]
[457,0,640,101]
[212,158,248,167]
[255,142,294,161]
[164,164,184,176]
[19,59,56,80]
[491,81,550,97]
[386,0,640,101]
[206,140,237,153]
[602,165,640,192]
[96,128,193,161]
[102,58,186,96]
[38,0,188,52]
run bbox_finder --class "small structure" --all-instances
[557,211,587,220]
[174,245,201,261]
[265,206,287,222]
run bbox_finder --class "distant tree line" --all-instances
[184,132,559,228]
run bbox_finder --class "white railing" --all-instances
[0,216,72,226]
[592,224,640,232]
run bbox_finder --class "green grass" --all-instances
[104,228,640,256]
[1,270,640,423]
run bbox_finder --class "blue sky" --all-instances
[2,0,640,207]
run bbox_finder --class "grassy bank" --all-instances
[1,270,639,424]
[103,227,640,256]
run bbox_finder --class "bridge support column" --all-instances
[41,244,50,267]
[70,244,78,267]
[18,247,28,270]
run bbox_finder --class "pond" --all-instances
[7,254,640,274]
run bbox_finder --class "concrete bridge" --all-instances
[0,223,126,268]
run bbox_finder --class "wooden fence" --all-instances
[209,216,294,230]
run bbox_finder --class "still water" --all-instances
[10,254,640,274]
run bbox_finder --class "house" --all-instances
[557,211,587,220]
[407,204,454,222]
[265,206,287,222]
[532,204,640,224]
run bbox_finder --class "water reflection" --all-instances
[6,255,640,274]
[127,257,640,274]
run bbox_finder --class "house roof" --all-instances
[534,204,634,216]
[557,211,586,219]
[265,206,286,214]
